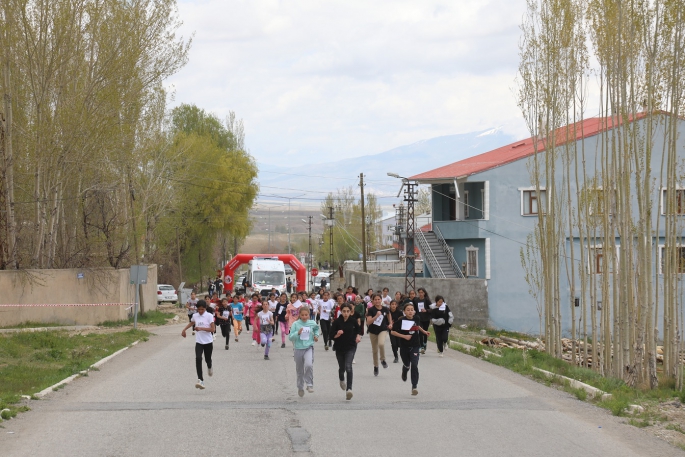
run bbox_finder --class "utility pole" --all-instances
[328,206,334,270]
[307,216,313,289]
[360,173,367,272]
[404,180,417,294]
[176,227,182,286]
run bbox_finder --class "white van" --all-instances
[246,258,287,298]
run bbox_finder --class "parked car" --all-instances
[157,284,178,304]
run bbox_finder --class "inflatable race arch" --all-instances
[223,254,306,293]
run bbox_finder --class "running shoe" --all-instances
[340,380,346,391]
[264,355,269,360]
[195,380,205,390]
[401,366,408,382]
[439,352,444,358]
[235,338,238,342]
[393,357,399,363]
[213,334,216,341]
[346,390,353,400]
[298,389,305,397]
[252,340,256,346]
[420,348,426,355]
[208,367,213,377]
[281,343,286,348]
[306,386,314,393]
[411,387,418,396]
[225,345,229,350]
[272,337,275,342]
[261,343,265,347]
[192,331,195,335]
[325,346,329,351]
[381,360,388,369]
[374,366,379,377]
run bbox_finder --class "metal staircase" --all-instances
[415,226,464,279]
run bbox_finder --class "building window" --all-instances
[659,245,685,274]
[661,189,685,215]
[463,191,469,219]
[521,189,546,216]
[589,245,618,274]
[466,246,478,277]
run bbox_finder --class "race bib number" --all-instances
[418,302,425,312]
[401,320,414,331]
[373,313,384,326]
[300,327,311,341]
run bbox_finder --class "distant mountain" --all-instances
[256,128,518,205]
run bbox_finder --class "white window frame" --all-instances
[466,245,479,277]
[660,187,685,216]
[485,238,491,279]
[588,244,619,274]
[519,187,547,216]
[463,191,470,219]
[658,244,685,275]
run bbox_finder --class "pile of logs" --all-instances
[480,336,545,351]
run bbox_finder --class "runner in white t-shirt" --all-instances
[257,301,275,360]
[181,300,216,390]
[318,291,335,350]
[381,288,392,306]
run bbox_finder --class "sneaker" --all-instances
[192,331,195,335]
[272,337,275,342]
[374,366,379,377]
[235,338,238,342]
[439,352,444,358]
[420,348,426,355]
[281,343,286,348]
[252,341,256,346]
[339,380,346,391]
[393,357,399,363]
[325,345,329,351]
[195,379,205,389]
[213,334,216,341]
[261,343,265,347]
[208,367,213,377]
[225,345,229,350]
[352,359,356,364]
[401,366,408,382]
[381,360,388,369]
[298,389,305,397]
[264,355,269,360]
[346,390,353,400]
[412,387,418,396]
[306,386,314,394]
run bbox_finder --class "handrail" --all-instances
[434,225,465,278]
[415,229,447,278]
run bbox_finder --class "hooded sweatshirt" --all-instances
[288,319,320,350]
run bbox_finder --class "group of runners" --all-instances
[181,285,454,400]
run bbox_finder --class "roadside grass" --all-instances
[0,321,66,330]
[442,327,685,420]
[0,328,148,422]
[99,310,175,328]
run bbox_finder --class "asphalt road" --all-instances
[1,324,681,457]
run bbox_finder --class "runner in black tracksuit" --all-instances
[429,295,452,356]
[330,303,362,400]
[413,288,432,354]
[391,302,429,396]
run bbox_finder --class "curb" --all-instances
[449,339,502,358]
[33,340,140,399]
[532,367,612,400]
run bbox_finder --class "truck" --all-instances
[245,258,287,298]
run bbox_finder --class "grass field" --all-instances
[0,328,149,422]
[98,310,176,328]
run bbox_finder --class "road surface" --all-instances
[1,324,681,456]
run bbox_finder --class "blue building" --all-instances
[410,114,685,334]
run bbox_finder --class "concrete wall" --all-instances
[345,270,489,328]
[0,265,158,327]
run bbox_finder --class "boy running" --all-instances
[181,300,215,389]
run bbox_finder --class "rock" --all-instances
[172,315,180,322]
[479,329,487,336]
[459,324,468,329]
[627,404,644,414]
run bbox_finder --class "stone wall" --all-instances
[344,270,489,328]
[0,265,158,327]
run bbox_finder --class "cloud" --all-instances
[167,0,530,167]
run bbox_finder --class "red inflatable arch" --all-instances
[223,254,306,293]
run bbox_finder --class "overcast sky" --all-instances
[167,0,530,168]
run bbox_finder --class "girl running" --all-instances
[288,307,320,397]
[413,288,432,354]
[215,298,232,350]
[275,294,289,348]
[287,293,302,329]
[391,302,430,395]
[257,301,275,360]
[345,286,356,302]
[318,290,335,350]
[387,299,402,363]
[366,293,390,376]
[251,298,264,346]
[430,295,453,357]
[330,303,362,400]
[230,295,244,342]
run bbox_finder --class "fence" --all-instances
[342,260,424,275]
